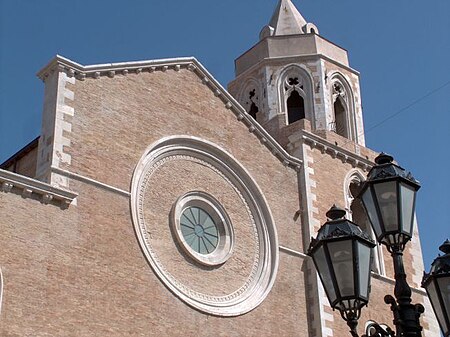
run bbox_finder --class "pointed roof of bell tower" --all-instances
[233,0,351,78]
[269,0,307,35]
[260,0,318,40]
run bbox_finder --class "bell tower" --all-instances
[228,0,365,148]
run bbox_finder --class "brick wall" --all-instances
[0,66,313,336]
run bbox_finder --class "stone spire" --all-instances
[260,0,318,40]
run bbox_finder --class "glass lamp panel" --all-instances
[373,181,399,233]
[399,183,416,237]
[357,241,372,299]
[437,277,450,332]
[328,240,355,298]
[361,188,383,239]
[426,280,448,334]
[313,245,337,304]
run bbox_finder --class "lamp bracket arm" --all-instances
[384,294,424,336]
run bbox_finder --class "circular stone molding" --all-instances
[130,136,279,316]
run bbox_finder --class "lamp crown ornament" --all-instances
[326,204,347,220]
[423,239,450,278]
[375,152,394,165]
[439,239,450,255]
[366,153,421,187]
[310,205,374,246]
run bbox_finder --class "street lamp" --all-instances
[358,153,420,253]
[308,205,375,337]
[358,153,424,336]
[308,153,426,336]
[422,240,450,337]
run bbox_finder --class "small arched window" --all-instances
[287,90,305,124]
[334,97,348,137]
[330,75,356,141]
[278,66,314,126]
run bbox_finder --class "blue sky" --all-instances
[0,0,449,270]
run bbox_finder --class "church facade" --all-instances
[0,1,440,336]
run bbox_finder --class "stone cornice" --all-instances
[0,169,77,208]
[295,130,374,171]
[37,55,303,172]
[37,55,196,81]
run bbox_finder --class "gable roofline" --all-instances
[37,55,303,172]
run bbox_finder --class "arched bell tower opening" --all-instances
[329,74,357,142]
[279,65,314,126]
[287,90,305,124]
[238,79,262,122]
[333,96,347,137]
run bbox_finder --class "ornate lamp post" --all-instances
[308,153,427,336]
[422,240,450,337]
[358,153,424,336]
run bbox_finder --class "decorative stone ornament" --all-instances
[358,153,421,253]
[332,82,347,101]
[422,240,450,337]
[307,205,375,330]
